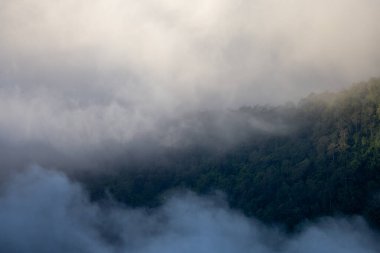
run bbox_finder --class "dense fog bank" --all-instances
[1,0,380,154]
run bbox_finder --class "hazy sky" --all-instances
[0,0,379,151]
[1,0,380,151]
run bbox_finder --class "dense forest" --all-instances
[82,78,380,231]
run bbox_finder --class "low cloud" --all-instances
[1,2,379,251]
[0,0,379,155]
[0,166,378,253]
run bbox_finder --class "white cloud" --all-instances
[0,0,379,151]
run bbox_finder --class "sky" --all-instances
[0,0,379,153]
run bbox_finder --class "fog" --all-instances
[1,1,380,251]
[0,166,378,253]
[0,0,379,155]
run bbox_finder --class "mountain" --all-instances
[82,78,380,231]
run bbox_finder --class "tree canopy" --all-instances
[82,78,380,231]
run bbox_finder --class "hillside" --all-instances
[83,78,380,230]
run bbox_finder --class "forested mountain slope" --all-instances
[82,78,380,230]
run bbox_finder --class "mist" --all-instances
[0,0,380,156]
[1,1,380,251]
[0,166,378,253]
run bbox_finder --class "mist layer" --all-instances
[0,167,378,253]
[0,0,379,153]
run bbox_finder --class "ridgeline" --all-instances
[83,78,380,230]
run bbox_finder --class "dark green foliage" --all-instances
[82,78,380,230]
